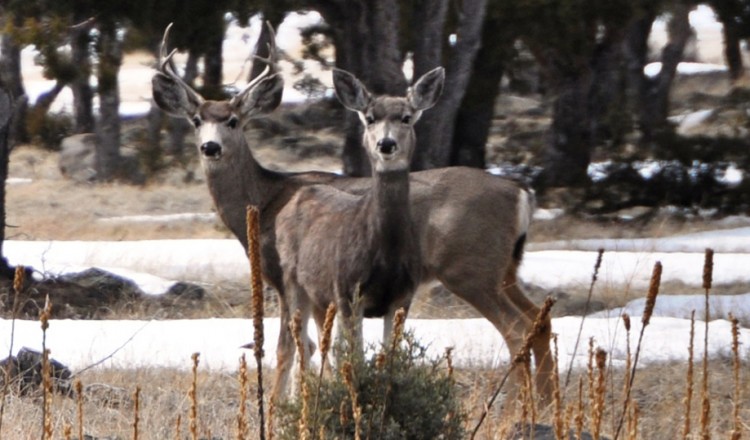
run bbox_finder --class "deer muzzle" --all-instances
[200,141,222,159]
[377,138,398,156]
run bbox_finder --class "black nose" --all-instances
[200,141,222,158]
[377,138,397,155]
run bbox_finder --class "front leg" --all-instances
[335,292,365,360]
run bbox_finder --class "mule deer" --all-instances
[276,67,444,389]
[152,25,553,405]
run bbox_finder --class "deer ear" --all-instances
[408,67,444,111]
[152,73,201,118]
[332,68,372,113]
[234,73,284,120]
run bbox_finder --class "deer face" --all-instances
[358,97,418,172]
[332,67,445,173]
[151,23,283,171]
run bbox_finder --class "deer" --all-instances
[151,24,553,406]
[275,67,444,388]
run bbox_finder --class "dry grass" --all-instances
[4,140,750,438]
[1,358,747,439]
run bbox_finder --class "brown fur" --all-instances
[152,42,553,405]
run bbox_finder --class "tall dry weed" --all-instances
[0,265,25,433]
[189,352,200,440]
[567,249,604,387]
[470,296,555,439]
[700,248,713,440]
[615,261,662,440]
[683,310,696,439]
[246,205,266,440]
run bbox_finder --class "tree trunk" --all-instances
[0,87,17,278]
[70,24,95,133]
[317,0,406,176]
[410,0,448,81]
[411,0,488,170]
[202,28,224,99]
[640,2,690,147]
[0,31,28,144]
[95,22,123,181]
[722,24,744,81]
[536,72,594,188]
[588,26,629,148]
[623,13,655,145]
[450,10,511,169]
[410,0,449,168]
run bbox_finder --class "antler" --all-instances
[230,22,279,106]
[158,23,204,107]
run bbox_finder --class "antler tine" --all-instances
[265,21,278,69]
[158,23,175,70]
[230,21,280,105]
[230,65,272,106]
[157,23,204,106]
[160,48,179,73]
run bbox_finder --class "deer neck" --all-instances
[202,135,282,246]
[368,168,412,243]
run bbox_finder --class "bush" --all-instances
[276,330,465,440]
[26,110,73,150]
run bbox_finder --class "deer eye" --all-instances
[227,116,239,129]
[401,115,411,124]
[192,116,202,128]
[365,115,375,125]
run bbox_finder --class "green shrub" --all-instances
[276,331,465,440]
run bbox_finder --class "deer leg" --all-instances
[438,273,533,401]
[503,265,554,405]
[271,293,295,405]
[292,301,315,396]
[335,295,365,361]
[312,304,334,377]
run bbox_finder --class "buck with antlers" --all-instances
[275,67,444,388]
[152,24,553,405]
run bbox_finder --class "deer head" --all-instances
[152,23,283,171]
[332,67,444,172]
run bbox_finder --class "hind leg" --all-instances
[271,293,295,404]
[503,265,554,405]
[438,273,534,404]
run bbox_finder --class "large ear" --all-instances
[332,68,372,113]
[408,66,445,111]
[232,73,284,120]
[152,72,201,118]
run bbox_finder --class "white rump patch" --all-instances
[516,189,532,235]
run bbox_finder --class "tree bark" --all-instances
[0,31,28,144]
[450,10,511,169]
[202,28,224,99]
[0,87,17,278]
[536,71,594,188]
[639,2,690,147]
[95,21,123,181]
[623,13,655,141]
[412,0,488,170]
[70,24,95,133]
[722,23,744,81]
